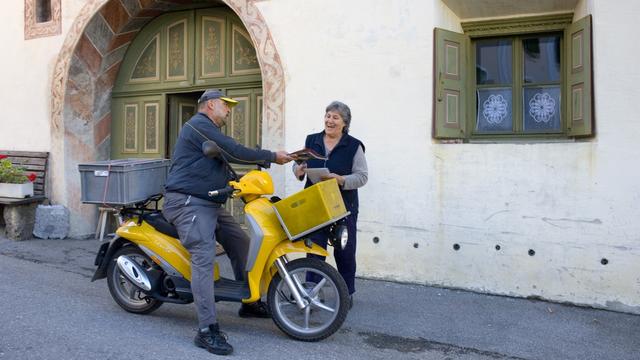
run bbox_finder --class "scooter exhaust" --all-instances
[116,255,152,291]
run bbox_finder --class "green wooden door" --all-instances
[110,8,264,226]
[222,87,262,226]
[225,88,263,170]
[112,8,262,161]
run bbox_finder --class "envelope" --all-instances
[304,167,330,184]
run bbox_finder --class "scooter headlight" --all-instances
[339,226,349,250]
[328,223,349,250]
[331,224,348,250]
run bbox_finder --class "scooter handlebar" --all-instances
[208,186,235,198]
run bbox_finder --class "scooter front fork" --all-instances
[274,257,308,310]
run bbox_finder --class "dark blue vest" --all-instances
[305,132,364,213]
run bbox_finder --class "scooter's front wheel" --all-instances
[267,258,349,341]
[106,245,163,314]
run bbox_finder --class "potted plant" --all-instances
[0,155,37,198]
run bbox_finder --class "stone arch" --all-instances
[50,0,285,236]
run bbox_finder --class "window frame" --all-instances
[461,13,574,141]
[470,32,566,139]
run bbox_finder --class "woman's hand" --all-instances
[321,173,345,186]
[294,162,307,179]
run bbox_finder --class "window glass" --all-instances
[523,36,561,83]
[476,39,512,85]
[523,86,561,132]
[476,88,513,132]
[472,33,564,137]
[36,0,52,23]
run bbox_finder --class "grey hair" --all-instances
[325,101,352,134]
[197,100,209,110]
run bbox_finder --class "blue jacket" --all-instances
[305,132,364,213]
[165,112,275,202]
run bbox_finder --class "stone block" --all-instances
[3,203,37,241]
[100,0,131,34]
[33,205,70,239]
[121,17,152,33]
[100,45,127,74]
[120,0,142,17]
[107,31,136,52]
[94,113,111,146]
[85,14,114,56]
[76,35,102,75]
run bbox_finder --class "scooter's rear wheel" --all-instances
[267,258,349,341]
[106,245,163,314]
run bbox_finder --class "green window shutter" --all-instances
[433,28,469,139]
[566,15,593,137]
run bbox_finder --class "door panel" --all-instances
[168,94,199,158]
[224,87,263,227]
[111,95,166,159]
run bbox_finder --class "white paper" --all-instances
[304,167,330,184]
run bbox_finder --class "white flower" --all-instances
[529,92,556,123]
[482,94,508,125]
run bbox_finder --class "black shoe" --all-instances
[194,323,233,356]
[238,300,271,318]
[349,295,353,310]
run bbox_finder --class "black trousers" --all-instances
[307,212,358,294]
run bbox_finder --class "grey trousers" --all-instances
[162,192,250,328]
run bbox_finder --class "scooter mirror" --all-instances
[202,140,221,159]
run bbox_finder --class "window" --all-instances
[433,14,593,141]
[24,0,61,40]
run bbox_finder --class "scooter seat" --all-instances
[142,212,179,239]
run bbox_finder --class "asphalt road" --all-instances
[0,237,639,360]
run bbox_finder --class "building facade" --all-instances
[2,0,640,314]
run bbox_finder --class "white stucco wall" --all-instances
[258,0,640,313]
[0,0,85,151]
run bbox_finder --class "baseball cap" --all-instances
[198,89,239,107]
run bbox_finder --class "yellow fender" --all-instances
[249,241,329,303]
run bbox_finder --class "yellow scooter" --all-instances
[91,141,350,341]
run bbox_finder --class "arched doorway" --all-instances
[51,0,285,236]
[111,8,263,160]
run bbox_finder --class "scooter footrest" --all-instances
[214,278,250,302]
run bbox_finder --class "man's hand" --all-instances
[321,173,345,186]
[274,151,294,165]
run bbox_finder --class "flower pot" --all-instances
[0,182,34,198]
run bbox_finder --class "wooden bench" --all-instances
[0,151,48,240]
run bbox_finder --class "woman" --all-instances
[293,101,368,308]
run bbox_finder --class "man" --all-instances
[163,89,292,355]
